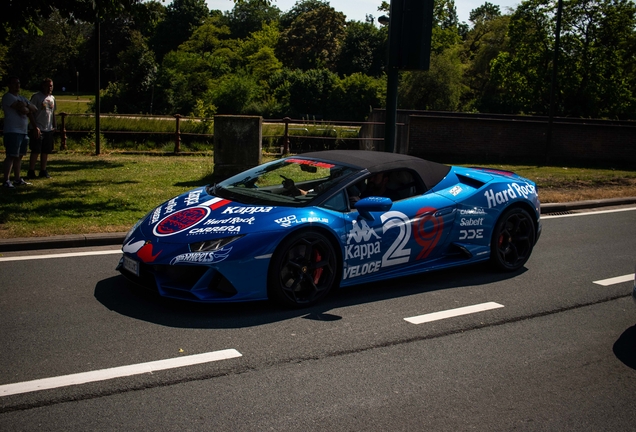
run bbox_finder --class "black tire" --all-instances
[491,207,535,271]
[268,230,338,307]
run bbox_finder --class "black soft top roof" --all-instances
[298,150,451,190]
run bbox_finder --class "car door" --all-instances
[341,191,457,284]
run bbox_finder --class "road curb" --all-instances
[539,197,636,213]
[1,197,635,253]
[0,232,127,253]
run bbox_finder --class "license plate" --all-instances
[122,255,140,277]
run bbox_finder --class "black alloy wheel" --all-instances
[491,207,535,271]
[268,231,338,307]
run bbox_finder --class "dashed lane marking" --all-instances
[405,302,504,325]
[0,349,243,397]
[593,274,634,286]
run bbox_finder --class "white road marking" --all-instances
[405,302,504,325]
[593,274,634,286]
[0,349,242,397]
[542,206,636,219]
[0,249,122,262]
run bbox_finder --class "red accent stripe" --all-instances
[210,199,230,210]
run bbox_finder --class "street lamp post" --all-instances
[76,71,79,100]
[378,14,399,154]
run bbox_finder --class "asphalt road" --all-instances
[1,206,635,431]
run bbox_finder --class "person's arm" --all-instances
[10,98,29,115]
[25,97,40,137]
[53,99,57,130]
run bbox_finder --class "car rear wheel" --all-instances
[268,231,338,307]
[491,207,535,271]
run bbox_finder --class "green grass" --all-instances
[0,153,634,239]
[55,94,94,114]
[0,153,215,238]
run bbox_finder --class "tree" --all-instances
[5,9,91,89]
[335,20,387,77]
[399,48,465,111]
[153,50,231,115]
[461,3,509,111]
[223,0,280,39]
[558,0,636,118]
[101,31,158,113]
[279,0,330,28]
[277,5,346,70]
[2,0,140,40]
[330,73,386,120]
[488,0,554,114]
[489,0,636,118]
[268,68,339,118]
[150,0,210,61]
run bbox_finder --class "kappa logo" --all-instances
[345,241,381,261]
[222,206,273,215]
[184,190,202,206]
[347,220,381,244]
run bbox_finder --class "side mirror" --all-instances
[354,197,393,221]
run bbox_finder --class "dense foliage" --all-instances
[2,0,635,120]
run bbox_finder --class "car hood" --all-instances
[135,187,331,243]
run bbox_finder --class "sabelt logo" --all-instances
[460,217,484,226]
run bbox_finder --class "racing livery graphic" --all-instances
[118,150,541,307]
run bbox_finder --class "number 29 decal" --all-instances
[379,207,445,266]
[380,211,412,267]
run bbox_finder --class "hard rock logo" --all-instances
[154,207,210,236]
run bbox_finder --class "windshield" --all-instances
[211,157,360,206]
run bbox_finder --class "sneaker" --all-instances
[14,178,32,186]
[39,170,51,179]
[2,180,14,189]
[27,170,37,179]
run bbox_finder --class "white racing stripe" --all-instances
[593,274,634,286]
[0,249,122,262]
[405,302,504,325]
[0,349,242,397]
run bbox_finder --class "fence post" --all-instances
[282,116,291,155]
[174,114,181,154]
[59,112,67,150]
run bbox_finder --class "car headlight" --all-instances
[190,235,244,252]
[124,210,153,243]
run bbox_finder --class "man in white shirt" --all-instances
[2,76,38,188]
[28,78,57,179]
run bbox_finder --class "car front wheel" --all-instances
[491,207,535,271]
[268,231,338,307]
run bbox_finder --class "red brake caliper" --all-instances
[313,250,323,284]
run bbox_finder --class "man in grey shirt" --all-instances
[2,76,38,188]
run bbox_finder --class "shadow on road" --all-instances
[614,325,636,370]
[94,264,525,329]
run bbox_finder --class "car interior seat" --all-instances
[387,170,417,200]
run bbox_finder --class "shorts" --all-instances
[4,133,29,157]
[29,130,55,154]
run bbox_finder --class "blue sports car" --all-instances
[117,150,541,307]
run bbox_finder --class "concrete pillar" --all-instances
[213,115,262,180]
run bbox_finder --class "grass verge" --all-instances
[0,153,635,239]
